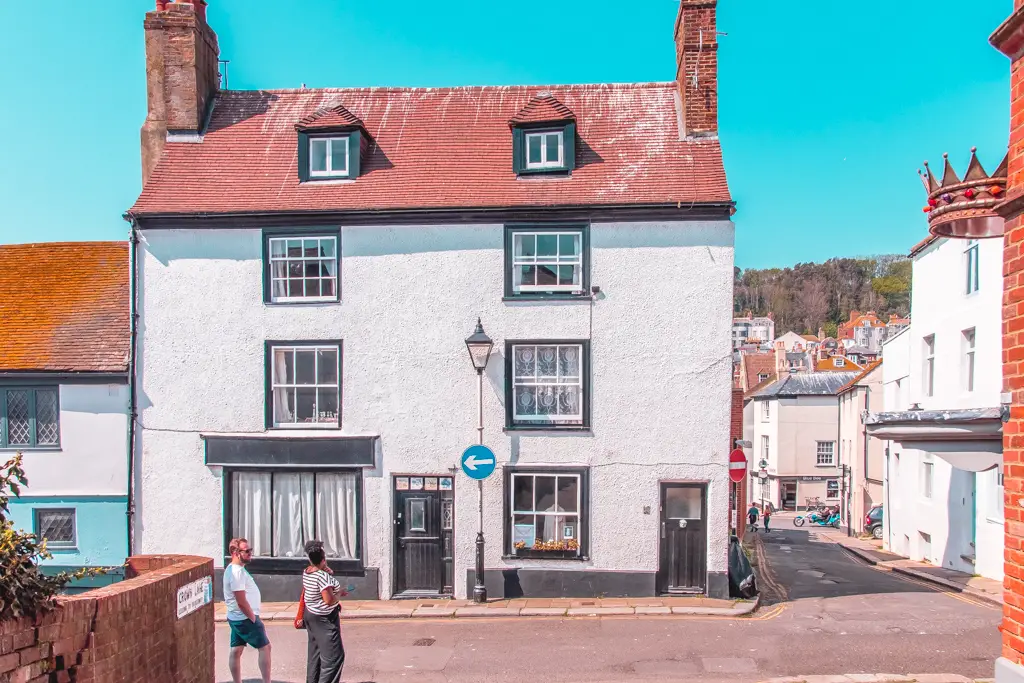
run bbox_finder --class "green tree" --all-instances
[821,321,838,339]
[0,453,107,619]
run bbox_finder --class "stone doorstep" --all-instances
[214,597,759,622]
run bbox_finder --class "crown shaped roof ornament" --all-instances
[919,147,1007,239]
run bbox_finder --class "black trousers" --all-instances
[305,607,345,683]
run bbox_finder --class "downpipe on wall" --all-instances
[124,212,140,557]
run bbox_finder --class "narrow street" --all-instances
[216,522,1000,683]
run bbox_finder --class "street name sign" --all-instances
[176,576,212,619]
[728,449,747,483]
[461,445,496,480]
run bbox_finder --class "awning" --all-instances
[864,407,1004,472]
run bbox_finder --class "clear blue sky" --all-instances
[0,1,1011,268]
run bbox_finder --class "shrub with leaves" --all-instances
[0,453,108,619]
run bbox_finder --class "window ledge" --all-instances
[264,299,341,307]
[987,516,1005,525]
[301,178,355,185]
[0,446,62,452]
[226,556,364,575]
[502,295,591,303]
[503,427,592,435]
[501,554,588,562]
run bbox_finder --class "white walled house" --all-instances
[127,2,735,599]
[867,234,1003,580]
[837,362,884,534]
[747,373,857,512]
[0,243,130,586]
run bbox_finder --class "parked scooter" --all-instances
[793,507,840,528]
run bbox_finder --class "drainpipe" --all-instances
[124,213,140,558]
[862,387,870,532]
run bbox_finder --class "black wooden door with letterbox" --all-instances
[393,476,454,597]
[657,482,707,594]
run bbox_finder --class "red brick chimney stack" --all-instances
[674,0,719,137]
[140,0,219,186]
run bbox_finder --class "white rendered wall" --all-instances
[13,384,128,496]
[135,220,735,598]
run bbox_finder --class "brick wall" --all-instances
[730,388,747,537]
[993,4,1024,670]
[0,555,214,683]
[674,0,718,136]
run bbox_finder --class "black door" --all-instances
[393,476,454,597]
[657,483,707,594]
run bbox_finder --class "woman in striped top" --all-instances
[302,540,348,683]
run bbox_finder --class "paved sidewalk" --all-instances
[762,675,992,683]
[816,527,1003,607]
[216,594,759,621]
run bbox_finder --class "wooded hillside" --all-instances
[734,256,911,337]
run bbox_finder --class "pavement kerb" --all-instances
[759,676,992,683]
[215,594,761,622]
[834,541,1003,608]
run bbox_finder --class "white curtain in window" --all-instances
[316,473,358,559]
[272,472,315,558]
[273,349,293,423]
[232,472,272,556]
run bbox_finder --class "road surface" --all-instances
[216,525,1000,682]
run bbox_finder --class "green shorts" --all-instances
[228,617,270,649]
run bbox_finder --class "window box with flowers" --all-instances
[504,467,589,560]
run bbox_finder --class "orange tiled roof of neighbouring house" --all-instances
[0,242,129,373]
[130,84,731,216]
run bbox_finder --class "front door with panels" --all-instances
[657,482,707,594]
[393,476,454,597]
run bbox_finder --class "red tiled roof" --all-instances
[0,242,129,373]
[742,353,776,391]
[296,103,363,130]
[130,83,731,215]
[815,355,863,372]
[509,93,575,125]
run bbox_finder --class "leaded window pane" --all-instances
[37,509,75,546]
[7,390,30,445]
[36,390,59,445]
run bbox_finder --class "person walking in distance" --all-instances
[762,505,772,533]
[303,540,351,683]
[224,537,272,683]
[747,503,759,530]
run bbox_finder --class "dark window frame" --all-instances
[34,507,77,550]
[221,467,364,575]
[512,121,576,175]
[297,128,363,182]
[0,385,61,450]
[264,340,343,430]
[261,227,342,305]
[503,223,591,300]
[504,339,591,431]
[502,465,590,560]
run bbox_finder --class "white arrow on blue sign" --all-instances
[461,445,496,480]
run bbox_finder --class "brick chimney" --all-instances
[674,0,719,137]
[141,0,220,186]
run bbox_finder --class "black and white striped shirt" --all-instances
[302,569,341,616]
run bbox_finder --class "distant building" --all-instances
[844,345,879,367]
[747,372,859,511]
[774,331,809,352]
[837,311,890,353]
[837,361,884,533]
[815,354,863,372]
[737,352,777,393]
[732,312,775,350]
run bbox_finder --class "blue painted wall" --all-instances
[8,496,128,567]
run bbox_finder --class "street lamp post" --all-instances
[464,318,493,604]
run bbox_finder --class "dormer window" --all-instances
[309,136,350,178]
[525,130,564,170]
[510,93,576,176]
[295,103,366,183]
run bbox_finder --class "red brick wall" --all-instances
[674,0,719,136]
[996,5,1024,667]
[0,555,214,683]
[730,388,747,537]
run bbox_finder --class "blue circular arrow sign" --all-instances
[461,445,496,480]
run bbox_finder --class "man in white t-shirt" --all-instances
[224,537,272,683]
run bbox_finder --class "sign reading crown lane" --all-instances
[461,445,496,480]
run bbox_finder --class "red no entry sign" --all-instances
[729,448,747,483]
